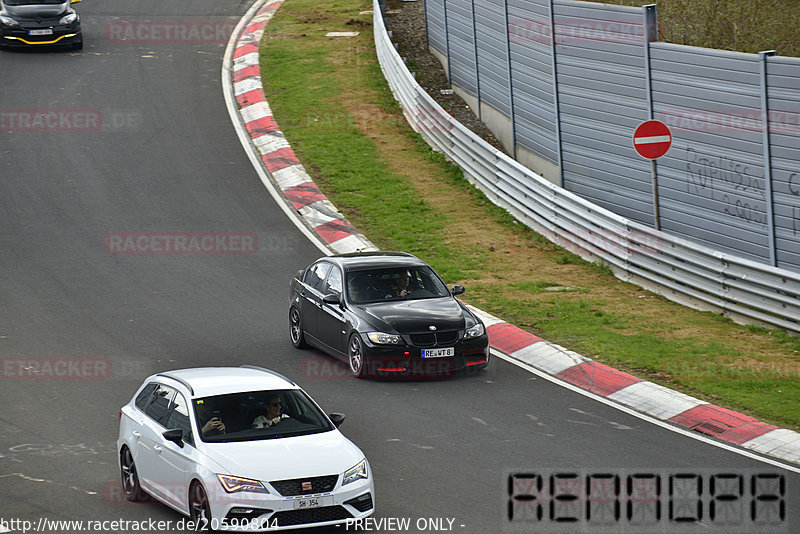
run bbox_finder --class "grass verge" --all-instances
[259,0,800,431]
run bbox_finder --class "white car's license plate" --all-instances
[421,347,454,358]
[293,497,324,510]
[29,29,53,36]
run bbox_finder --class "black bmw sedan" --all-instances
[0,0,82,50]
[289,252,490,378]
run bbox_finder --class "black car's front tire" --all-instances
[348,334,369,379]
[289,307,308,349]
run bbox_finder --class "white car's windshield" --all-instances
[193,389,334,443]
[346,266,450,304]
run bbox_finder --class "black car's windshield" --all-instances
[194,389,334,443]
[346,266,450,304]
[5,0,66,5]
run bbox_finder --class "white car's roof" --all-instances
[154,366,298,398]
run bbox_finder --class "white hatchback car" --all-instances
[117,366,374,531]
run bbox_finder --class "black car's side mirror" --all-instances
[451,285,465,296]
[329,413,346,427]
[163,429,185,448]
[322,293,341,305]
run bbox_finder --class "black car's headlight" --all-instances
[217,474,269,494]
[59,13,78,25]
[343,459,368,486]
[0,15,19,27]
[463,323,485,340]
[367,332,401,345]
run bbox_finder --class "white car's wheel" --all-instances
[189,482,214,531]
[120,448,147,502]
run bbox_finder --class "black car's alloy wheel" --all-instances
[120,448,146,502]
[348,334,369,378]
[289,307,307,349]
[189,482,213,531]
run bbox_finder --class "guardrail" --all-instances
[372,1,800,335]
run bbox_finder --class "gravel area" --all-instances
[383,0,507,154]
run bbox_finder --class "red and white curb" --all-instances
[226,0,800,469]
[469,305,800,466]
[229,0,377,255]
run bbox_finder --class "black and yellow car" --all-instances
[0,0,82,50]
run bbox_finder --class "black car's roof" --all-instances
[321,251,428,271]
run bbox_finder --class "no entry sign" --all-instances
[633,120,672,159]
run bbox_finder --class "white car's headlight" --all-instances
[342,459,368,486]
[367,332,401,345]
[59,13,78,24]
[463,323,485,339]
[217,474,269,494]
[0,15,19,27]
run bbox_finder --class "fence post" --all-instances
[503,0,517,159]
[423,0,430,51]
[548,0,563,187]
[760,50,778,267]
[643,4,660,230]
[471,0,482,121]
[443,0,452,84]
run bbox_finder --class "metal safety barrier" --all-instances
[372,1,800,335]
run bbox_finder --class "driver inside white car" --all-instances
[252,394,290,428]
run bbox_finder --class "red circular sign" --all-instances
[633,120,672,159]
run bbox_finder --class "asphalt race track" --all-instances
[1,1,798,533]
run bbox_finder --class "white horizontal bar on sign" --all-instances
[634,135,671,144]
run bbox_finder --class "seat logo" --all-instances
[302,481,313,492]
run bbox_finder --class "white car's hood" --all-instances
[198,430,365,482]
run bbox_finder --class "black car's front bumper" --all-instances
[360,333,490,377]
[0,23,81,48]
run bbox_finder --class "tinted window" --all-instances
[346,266,450,304]
[304,262,332,293]
[144,385,175,425]
[135,383,158,410]
[324,266,343,295]
[194,389,334,443]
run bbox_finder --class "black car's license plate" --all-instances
[29,29,54,36]
[421,347,454,358]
